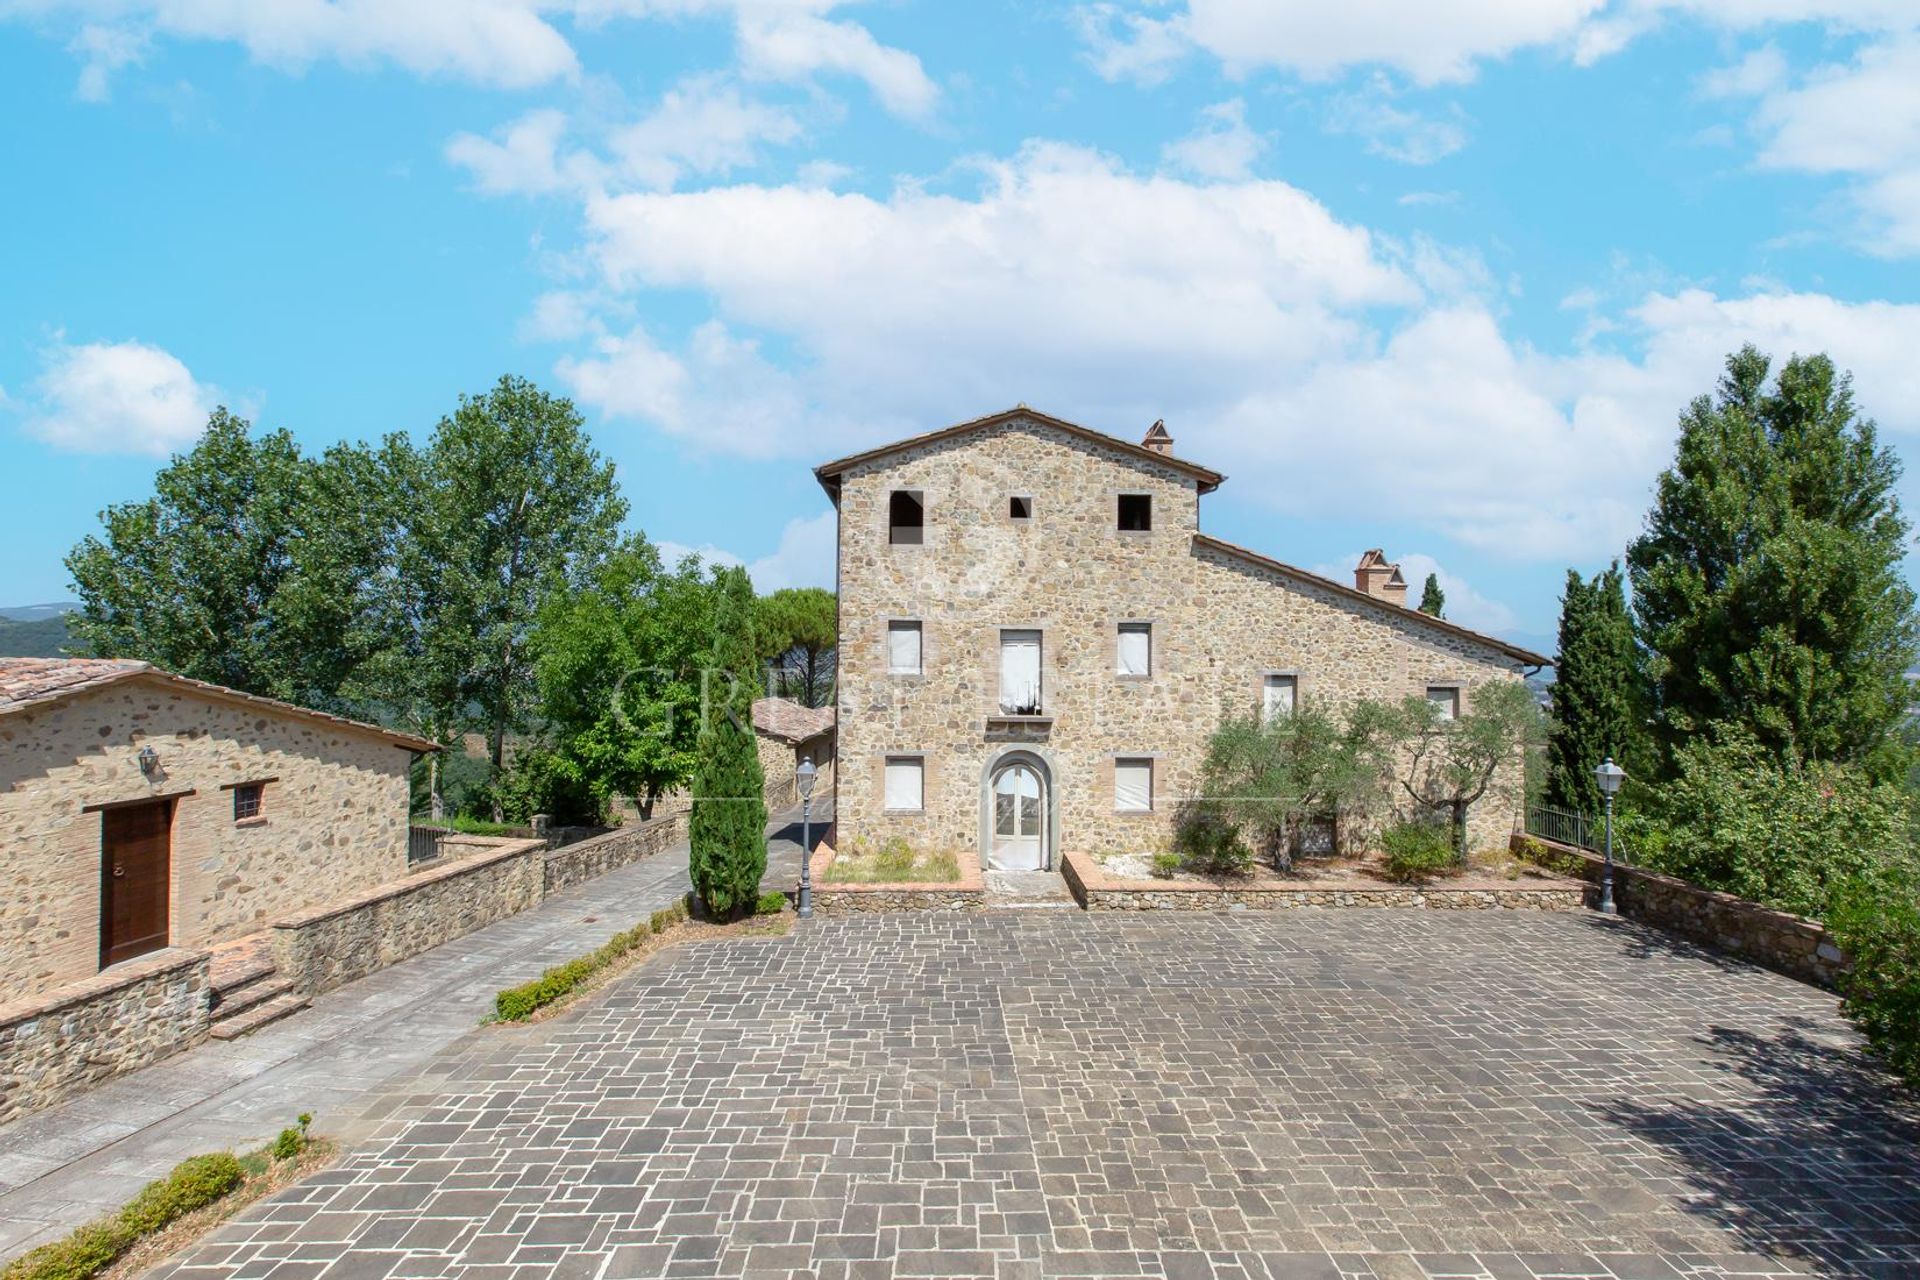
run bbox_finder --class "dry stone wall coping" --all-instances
[0,946,206,1031]
[1062,850,1585,912]
[807,841,986,915]
[270,836,547,931]
[1512,832,1848,989]
[542,813,686,895]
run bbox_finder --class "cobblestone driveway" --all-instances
[155,911,1920,1280]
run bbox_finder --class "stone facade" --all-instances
[0,673,426,1004]
[823,411,1543,871]
[1514,832,1850,988]
[269,835,546,997]
[0,947,210,1127]
[756,727,836,811]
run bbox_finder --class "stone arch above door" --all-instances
[978,748,1060,872]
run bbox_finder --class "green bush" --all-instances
[1628,733,1915,919]
[1828,876,1920,1087]
[648,899,689,934]
[493,915,677,1022]
[5,1152,244,1280]
[1172,803,1255,876]
[269,1113,313,1162]
[1150,850,1182,880]
[1380,822,1457,883]
[468,741,606,828]
[755,890,788,916]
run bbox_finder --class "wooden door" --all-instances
[100,800,172,968]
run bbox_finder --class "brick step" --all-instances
[211,974,297,1022]
[209,959,279,1003]
[209,991,309,1040]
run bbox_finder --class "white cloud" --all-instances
[17,339,217,455]
[446,109,580,196]
[1161,98,1267,180]
[658,509,835,591]
[543,142,1920,564]
[1326,76,1468,164]
[735,10,936,118]
[609,74,802,189]
[67,21,145,100]
[1698,43,1787,99]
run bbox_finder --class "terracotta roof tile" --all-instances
[751,697,835,744]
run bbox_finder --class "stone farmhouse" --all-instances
[0,657,436,1005]
[816,408,1549,872]
[751,696,835,810]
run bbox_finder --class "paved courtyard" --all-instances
[153,909,1920,1280]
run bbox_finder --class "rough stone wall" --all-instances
[543,812,686,895]
[832,416,1528,869]
[0,947,209,1127]
[0,678,414,1003]
[270,836,545,997]
[1514,833,1849,988]
[757,729,835,812]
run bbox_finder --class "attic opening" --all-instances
[889,490,924,545]
[1117,493,1152,532]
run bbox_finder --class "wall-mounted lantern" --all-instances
[137,745,160,778]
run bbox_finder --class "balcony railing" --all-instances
[408,824,448,865]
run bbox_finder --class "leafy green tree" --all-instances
[688,566,767,917]
[65,408,401,711]
[409,376,627,786]
[1418,573,1445,618]
[533,539,717,819]
[1627,345,1917,774]
[1181,698,1400,870]
[1546,562,1644,815]
[1393,680,1545,858]
[756,587,837,707]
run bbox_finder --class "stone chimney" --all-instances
[1142,419,1174,455]
[1355,550,1410,607]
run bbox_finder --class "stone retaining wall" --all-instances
[1512,832,1847,988]
[1063,851,1585,912]
[270,837,547,997]
[543,813,686,895]
[806,843,985,915]
[0,948,210,1127]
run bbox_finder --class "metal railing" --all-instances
[408,824,448,865]
[1524,803,1598,851]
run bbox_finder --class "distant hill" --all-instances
[0,604,77,657]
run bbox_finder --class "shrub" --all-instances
[756,890,788,916]
[649,899,689,933]
[269,1113,312,1162]
[468,741,606,828]
[1380,822,1457,883]
[1828,876,1920,1088]
[688,566,768,919]
[1149,850,1181,880]
[7,1152,244,1280]
[1172,802,1254,876]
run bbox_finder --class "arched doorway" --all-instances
[988,757,1048,871]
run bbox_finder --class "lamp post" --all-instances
[796,759,817,919]
[1593,756,1625,915]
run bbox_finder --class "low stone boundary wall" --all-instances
[1512,832,1846,988]
[271,837,547,997]
[543,812,687,895]
[1063,851,1586,912]
[806,843,985,915]
[0,948,210,1127]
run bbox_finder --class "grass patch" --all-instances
[489,896,788,1025]
[4,1128,335,1280]
[441,814,528,837]
[822,837,962,884]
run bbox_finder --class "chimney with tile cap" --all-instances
[1142,419,1174,455]
[1355,550,1410,607]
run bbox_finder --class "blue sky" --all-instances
[4,1,1920,650]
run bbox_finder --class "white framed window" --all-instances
[1115,758,1153,812]
[887,620,922,674]
[1000,629,1043,714]
[1262,673,1296,723]
[1427,686,1460,721]
[884,757,924,811]
[1116,623,1151,677]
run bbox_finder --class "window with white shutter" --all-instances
[884,757,924,811]
[1000,629,1042,714]
[1115,758,1153,812]
[1262,674,1296,723]
[1117,623,1151,677]
[1427,686,1459,721]
[887,621,922,674]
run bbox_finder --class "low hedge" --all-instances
[4,1152,244,1280]
[494,903,691,1022]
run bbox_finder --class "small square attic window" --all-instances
[1009,495,1032,520]
[889,490,924,544]
[1118,493,1152,531]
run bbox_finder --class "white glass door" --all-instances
[990,763,1045,870]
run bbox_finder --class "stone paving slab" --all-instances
[146,909,1920,1279]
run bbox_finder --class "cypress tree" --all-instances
[688,566,767,917]
[1546,562,1642,815]
[1418,573,1445,618]
[1627,346,1917,773]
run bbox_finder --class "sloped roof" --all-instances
[814,406,1224,499]
[751,697,835,744]
[0,657,441,751]
[1192,535,1551,667]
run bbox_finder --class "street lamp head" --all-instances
[796,758,817,800]
[1594,756,1626,796]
